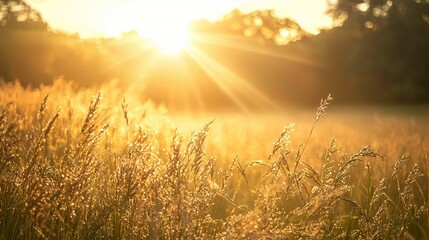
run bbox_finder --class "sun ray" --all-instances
[165,56,206,112]
[119,55,162,91]
[176,59,207,113]
[186,44,280,112]
[103,37,157,71]
[187,48,249,111]
[191,32,320,67]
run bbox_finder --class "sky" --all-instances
[26,0,333,38]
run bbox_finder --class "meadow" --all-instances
[0,80,428,239]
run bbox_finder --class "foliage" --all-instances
[0,29,115,86]
[192,9,308,45]
[316,0,429,102]
[0,0,47,30]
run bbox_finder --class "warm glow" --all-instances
[141,24,191,55]
[22,0,331,111]
[27,1,332,39]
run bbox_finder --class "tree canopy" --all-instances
[313,0,429,102]
[0,0,48,30]
[192,9,308,45]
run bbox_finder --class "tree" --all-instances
[328,0,429,31]
[0,0,48,30]
[192,9,309,45]
[321,0,429,102]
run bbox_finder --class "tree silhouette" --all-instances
[0,1,113,86]
[192,9,309,45]
[0,0,47,30]
[329,0,429,31]
[318,0,429,102]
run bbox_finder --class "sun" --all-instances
[141,24,191,55]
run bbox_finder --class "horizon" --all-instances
[26,0,333,39]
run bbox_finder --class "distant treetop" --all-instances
[191,9,309,45]
[0,0,48,31]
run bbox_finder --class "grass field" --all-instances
[0,80,428,239]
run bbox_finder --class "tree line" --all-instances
[1,0,428,108]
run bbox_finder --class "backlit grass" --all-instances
[0,80,428,239]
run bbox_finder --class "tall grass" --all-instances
[0,80,428,239]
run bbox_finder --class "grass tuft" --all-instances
[0,82,428,239]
